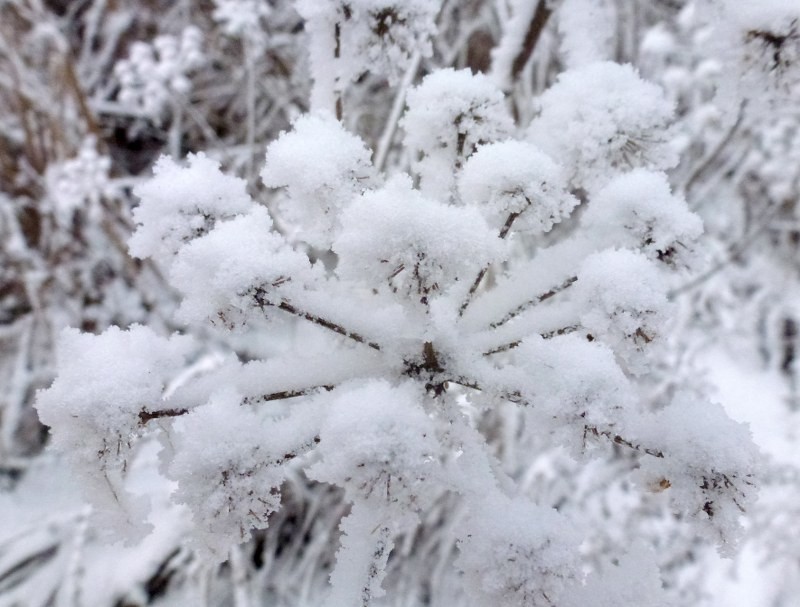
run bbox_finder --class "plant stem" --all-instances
[489,276,577,329]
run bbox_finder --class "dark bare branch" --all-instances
[138,408,189,425]
[510,1,553,82]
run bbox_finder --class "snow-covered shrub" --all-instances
[12,0,800,604]
[35,19,762,602]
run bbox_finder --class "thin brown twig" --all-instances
[489,276,577,329]
[139,385,337,427]
[459,210,522,317]
[138,408,188,425]
[251,288,382,351]
[244,385,335,404]
[584,424,665,459]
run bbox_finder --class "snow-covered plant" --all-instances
[114,26,205,118]
[261,113,376,249]
[298,0,439,112]
[213,0,271,40]
[45,137,112,224]
[36,30,763,601]
[527,61,678,190]
[704,0,800,113]
[403,68,514,201]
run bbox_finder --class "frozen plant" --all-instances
[213,0,271,40]
[527,61,678,190]
[298,0,439,112]
[701,0,800,114]
[45,137,113,224]
[114,26,205,118]
[35,5,762,606]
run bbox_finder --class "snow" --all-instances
[581,169,704,271]
[333,174,506,299]
[403,68,514,201]
[488,0,540,89]
[262,112,376,249]
[458,140,579,234]
[701,0,800,116]
[212,0,270,38]
[129,153,255,269]
[167,388,321,559]
[114,27,204,116]
[456,493,581,606]
[308,379,441,513]
[562,543,673,607]
[169,206,314,330]
[512,333,632,456]
[576,248,671,375]
[17,2,795,603]
[558,0,617,68]
[45,137,112,221]
[34,325,195,538]
[527,62,677,190]
[297,0,439,112]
